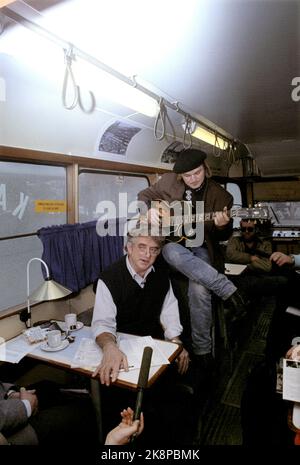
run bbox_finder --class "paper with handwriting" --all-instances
[71,333,169,371]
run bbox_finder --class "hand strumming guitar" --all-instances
[146,208,161,226]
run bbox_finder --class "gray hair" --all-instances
[127,224,165,248]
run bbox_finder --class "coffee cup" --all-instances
[64,313,77,331]
[47,330,62,348]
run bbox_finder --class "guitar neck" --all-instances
[170,210,233,225]
[155,200,269,226]
[193,211,232,222]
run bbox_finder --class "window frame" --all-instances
[0,145,163,316]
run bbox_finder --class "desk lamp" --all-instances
[24,257,72,328]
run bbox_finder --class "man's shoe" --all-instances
[225,290,247,321]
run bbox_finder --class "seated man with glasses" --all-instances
[91,224,193,444]
[92,225,189,385]
[226,219,273,274]
[226,219,288,299]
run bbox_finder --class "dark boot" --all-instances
[225,290,247,321]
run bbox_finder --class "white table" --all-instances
[27,326,180,387]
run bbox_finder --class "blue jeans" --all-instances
[163,242,237,355]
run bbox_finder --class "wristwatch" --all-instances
[4,386,18,399]
[290,255,295,266]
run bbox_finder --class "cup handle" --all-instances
[61,331,68,341]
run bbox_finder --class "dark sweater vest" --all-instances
[99,256,169,339]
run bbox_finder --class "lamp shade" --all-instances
[25,257,72,328]
[30,278,72,302]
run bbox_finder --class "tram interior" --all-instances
[0,0,300,446]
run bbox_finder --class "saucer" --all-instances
[40,339,69,352]
[59,321,83,332]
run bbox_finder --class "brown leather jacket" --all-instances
[138,173,233,271]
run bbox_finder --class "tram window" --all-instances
[0,162,66,236]
[0,236,43,311]
[0,161,66,312]
[259,201,300,227]
[78,171,149,222]
[226,182,242,229]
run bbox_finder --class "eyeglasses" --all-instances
[241,226,254,232]
[136,244,160,256]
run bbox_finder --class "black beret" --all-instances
[173,149,207,174]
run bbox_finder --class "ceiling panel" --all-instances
[1,0,300,176]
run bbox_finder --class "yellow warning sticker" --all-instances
[35,200,66,213]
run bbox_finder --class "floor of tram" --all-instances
[196,298,275,445]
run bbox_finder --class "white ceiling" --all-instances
[2,0,300,176]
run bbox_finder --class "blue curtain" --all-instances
[37,221,124,292]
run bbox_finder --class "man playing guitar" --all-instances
[138,148,246,375]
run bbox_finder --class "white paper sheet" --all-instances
[293,403,300,429]
[0,335,42,364]
[71,337,102,369]
[118,334,170,369]
[286,306,300,317]
[224,263,247,275]
[71,333,170,370]
[283,358,300,402]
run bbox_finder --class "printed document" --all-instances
[283,358,300,402]
[0,335,41,364]
[71,333,170,370]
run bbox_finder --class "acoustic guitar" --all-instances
[149,199,270,242]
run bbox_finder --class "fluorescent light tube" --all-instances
[74,58,158,117]
[192,126,229,150]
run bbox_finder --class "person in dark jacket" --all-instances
[226,219,288,300]
[0,381,97,445]
[241,251,300,446]
[0,381,143,446]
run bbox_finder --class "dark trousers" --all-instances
[230,272,288,301]
[241,361,294,446]
[28,381,97,446]
[101,365,195,445]
[265,271,300,363]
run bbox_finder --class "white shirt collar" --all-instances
[126,255,155,288]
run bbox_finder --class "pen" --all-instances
[110,365,135,377]
[119,365,135,372]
